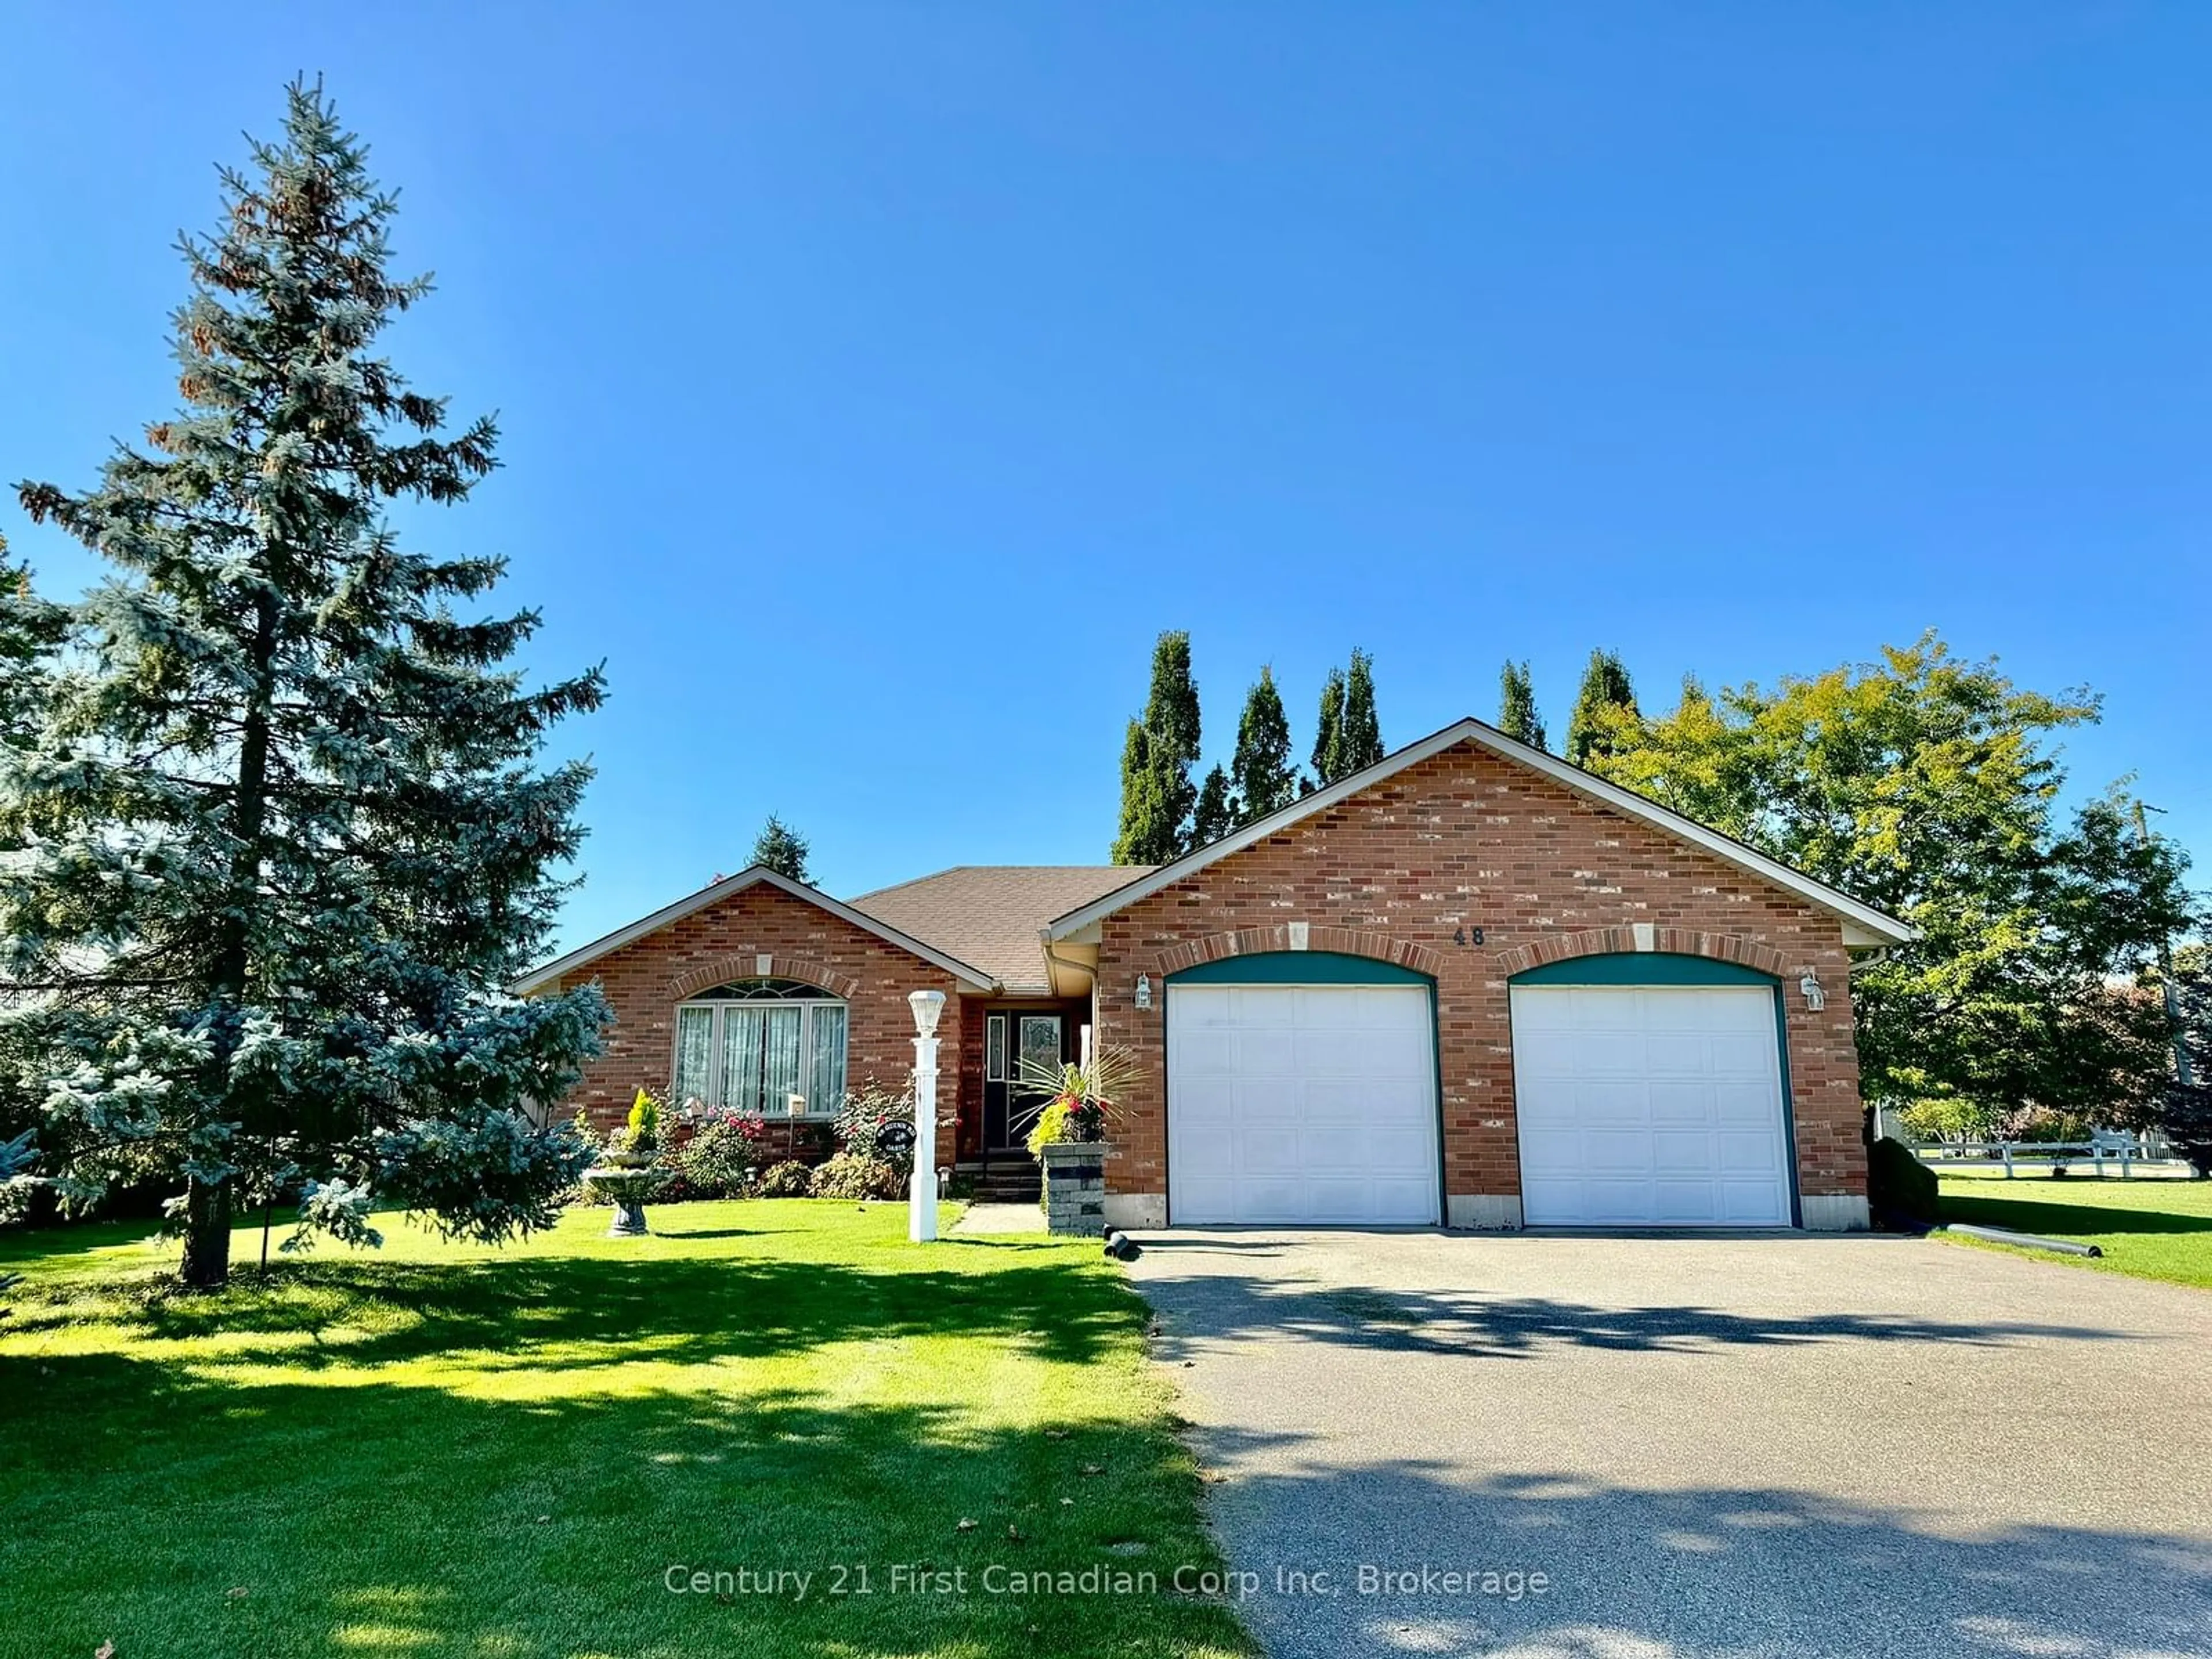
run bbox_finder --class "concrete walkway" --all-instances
[1130,1229,2212,1658]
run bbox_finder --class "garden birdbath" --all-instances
[584,1164,658,1237]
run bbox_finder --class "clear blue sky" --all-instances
[3,4,2205,953]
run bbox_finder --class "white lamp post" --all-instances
[908,990,945,1243]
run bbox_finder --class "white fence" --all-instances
[1908,1132,2184,1179]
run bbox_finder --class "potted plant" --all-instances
[1020,1047,1141,1154]
[1020,1048,1142,1236]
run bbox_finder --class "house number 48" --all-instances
[1452,926,1485,946]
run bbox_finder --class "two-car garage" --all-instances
[1164,951,1797,1229]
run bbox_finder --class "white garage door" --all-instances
[1168,984,1439,1225]
[1510,984,1793,1227]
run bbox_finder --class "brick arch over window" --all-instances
[1493,927,1791,982]
[666,953,861,1002]
[1150,925,1448,981]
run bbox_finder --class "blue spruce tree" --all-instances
[5,84,609,1287]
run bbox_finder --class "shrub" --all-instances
[812,1152,903,1201]
[606,1088,662,1157]
[2160,1084,2212,1178]
[834,1081,916,1177]
[1868,1136,1939,1223]
[662,1108,765,1201]
[758,1160,814,1198]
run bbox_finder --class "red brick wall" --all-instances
[550,882,962,1147]
[955,998,986,1158]
[1092,739,1865,1213]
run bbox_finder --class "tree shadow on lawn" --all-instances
[0,1352,1255,1659]
[1134,1272,2132,1361]
[3,1249,1132,1373]
[1177,1432,2212,1659]
[1941,1189,2212,1238]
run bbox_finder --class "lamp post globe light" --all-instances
[908,990,946,1243]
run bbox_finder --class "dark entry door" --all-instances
[983,1012,1066,1152]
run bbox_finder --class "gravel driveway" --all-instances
[1128,1230,2212,1658]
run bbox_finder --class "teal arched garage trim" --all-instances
[1509,951,1776,989]
[1168,949,1433,988]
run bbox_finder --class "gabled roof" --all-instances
[849,866,1152,995]
[510,865,998,995]
[1045,718,1916,950]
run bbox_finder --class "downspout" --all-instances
[1040,930,1094,1001]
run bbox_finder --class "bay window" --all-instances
[671,979,848,1117]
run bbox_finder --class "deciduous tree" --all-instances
[1230,666,1301,824]
[1338,649,1384,776]
[1588,634,2199,1127]
[1111,631,1202,862]
[1310,666,1346,788]
[1566,647,1638,766]
[1498,660,1545,749]
[1191,764,1236,848]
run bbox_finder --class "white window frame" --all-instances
[672,983,849,1119]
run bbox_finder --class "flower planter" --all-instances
[1037,1139,1112,1237]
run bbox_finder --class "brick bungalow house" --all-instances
[514,717,1912,1231]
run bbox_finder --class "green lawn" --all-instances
[0,1201,1252,1659]
[1936,1168,2212,1291]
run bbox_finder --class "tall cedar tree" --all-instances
[1498,660,1546,750]
[1111,631,1202,862]
[1587,636,2199,1130]
[1338,649,1384,775]
[1310,666,1347,788]
[1566,647,1638,765]
[751,815,811,882]
[5,84,609,1287]
[1230,666,1301,824]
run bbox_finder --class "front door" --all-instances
[983,1012,1066,1153]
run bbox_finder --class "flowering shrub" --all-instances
[662,1107,766,1200]
[758,1160,813,1198]
[834,1080,916,1179]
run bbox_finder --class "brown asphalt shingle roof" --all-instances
[847,865,1153,993]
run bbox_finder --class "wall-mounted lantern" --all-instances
[1135,973,1153,1010]
[1798,971,1826,1012]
